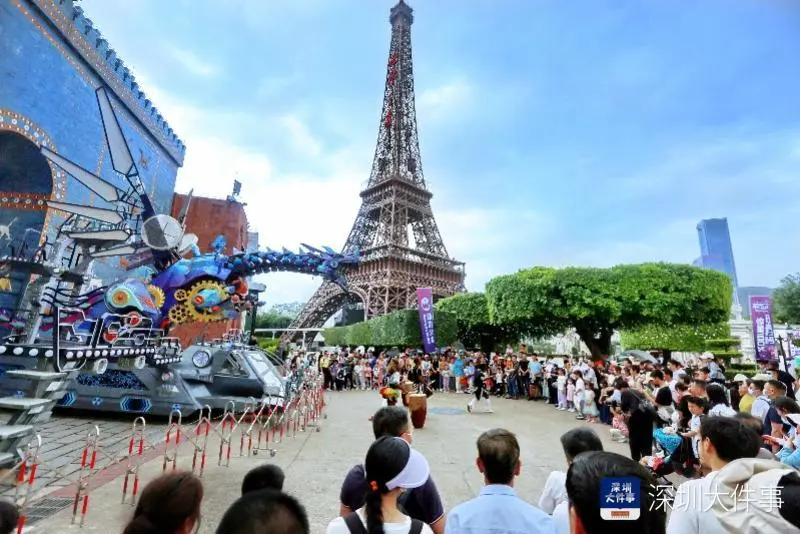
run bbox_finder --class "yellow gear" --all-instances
[185,279,228,323]
[174,289,188,302]
[147,285,166,309]
[167,304,190,324]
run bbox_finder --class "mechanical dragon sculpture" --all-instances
[0,86,359,373]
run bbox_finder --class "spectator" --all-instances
[340,406,445,534]
[733,374,754,413]
[764,380,790,452]
[445,428,554,534]
[749,377,770,421]
[768,360,796,398]
[620,389,656,461]
[706,383,736,417]
[566,451,666,534]
[0,501,18,534]
[540,428,604,534]
[217,489,309,534]
[732,412,777,460]
[242,464,285,494]
[327,436,432,534]
[667,416,762,533]
[122,472,203,534]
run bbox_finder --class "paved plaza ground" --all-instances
[27,390,631,533]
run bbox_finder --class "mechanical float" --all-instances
[0,86,358,416]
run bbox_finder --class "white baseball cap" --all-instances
[733,373,749,383]
[385,439,430,490]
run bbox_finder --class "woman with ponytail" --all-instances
[327,436,433,534]
[122,472,203,534]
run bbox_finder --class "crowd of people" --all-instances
[107,401,800,534]
[3,348,796,533]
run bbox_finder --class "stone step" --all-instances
[0,397,50,411]
[0,452,14,468]
[5,370,67,382]
[0,425,33,441]
[0,397,52,425]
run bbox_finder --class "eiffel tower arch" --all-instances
[282,0,465,345]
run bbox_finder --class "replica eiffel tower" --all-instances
[281,0,465,344]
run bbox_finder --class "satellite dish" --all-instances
[177,233,199,254]
[141,215,184,250]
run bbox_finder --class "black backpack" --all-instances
[344,512,423,534]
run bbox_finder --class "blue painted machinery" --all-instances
[0,86,359,416]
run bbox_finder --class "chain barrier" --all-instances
[0,372,326,530]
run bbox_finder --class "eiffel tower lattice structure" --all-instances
[281,0,465,345]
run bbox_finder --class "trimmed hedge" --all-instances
[323,309,458,349]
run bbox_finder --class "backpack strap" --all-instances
[344,513,368,534]
[409,519,424,534]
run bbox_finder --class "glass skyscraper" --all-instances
[696,217,739,295]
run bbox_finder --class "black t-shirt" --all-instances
[339,464,444,525]
[777,370,796,397]
[763,405,793,437]
[472,369,485,388]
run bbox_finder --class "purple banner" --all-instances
[416,287,436,353]
[750,295,776,362]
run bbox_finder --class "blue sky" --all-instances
[80,0,800,306]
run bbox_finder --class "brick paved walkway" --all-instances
[28,391,634,533]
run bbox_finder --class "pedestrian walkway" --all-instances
[28,391,630,533]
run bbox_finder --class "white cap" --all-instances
[733,374,749,383]
[385,439,430,490]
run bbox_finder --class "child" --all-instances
[440,359,450,392]
[583,388,599,423]
[354,360,364,390]
[610,407,629,442]
[682,396,706,462]
[566,377,576,412]
[556,369,567,410]
[363,360,373,390]
[573,371,586,420]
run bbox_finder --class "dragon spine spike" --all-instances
[96,87,135,176]
[47,201,125,224]
[40,147,122,202]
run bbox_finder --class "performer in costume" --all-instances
[467,363,492,413]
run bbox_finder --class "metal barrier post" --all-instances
[72,426,100,527]
[122,417,147,505]
[237,398,257,457]
[162,409,182,473]
[191,406,212,478]
[217,401,237,467]
[15,433,42,534]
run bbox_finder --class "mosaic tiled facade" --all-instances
[0,0,185,309]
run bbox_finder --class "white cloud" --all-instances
[278,115,323,157]
[166,46,219,77]
[418,79,473,122]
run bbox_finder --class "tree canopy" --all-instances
[620,322,731,358]
[486,263,733,359]
[435,292,523,353]
[773,273,800,324]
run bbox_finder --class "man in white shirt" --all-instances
[667,416,763,534]
[748,376,771,422]
[538,428,603,534]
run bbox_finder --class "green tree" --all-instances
[435,293,523,353]
[486,263,732,360]
[323,309,458,348]
[254,308,294,330]
[773,273,800,324]
[620,322,731,361]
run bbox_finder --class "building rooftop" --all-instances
[37,0,186,164]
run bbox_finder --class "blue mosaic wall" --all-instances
[0,0,185,310]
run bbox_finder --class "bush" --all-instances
[322,309,458,349]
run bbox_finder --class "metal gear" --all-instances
[174,289,189,302]
[147,285,166,309]
[168,304,190,324]
[185,279,228,323]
